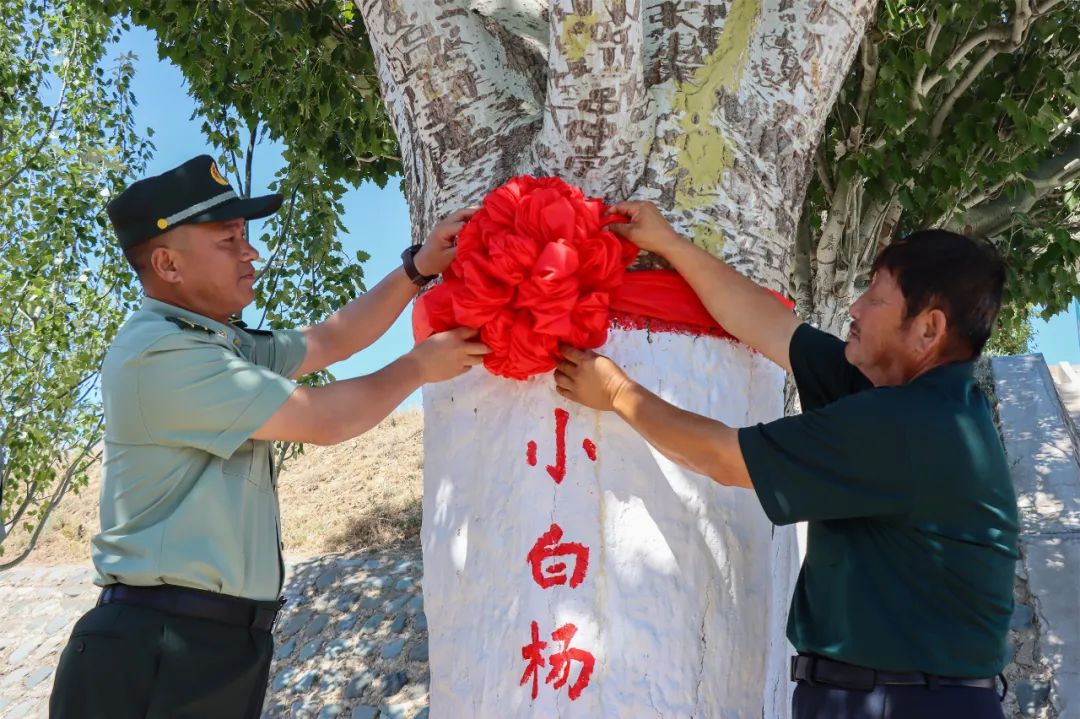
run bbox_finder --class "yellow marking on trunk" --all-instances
[670,0,761,228]
[561,13,599,62]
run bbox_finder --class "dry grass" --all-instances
[3,409,425,565]
[278,408,424,554]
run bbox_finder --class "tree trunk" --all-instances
[356,1,875,715]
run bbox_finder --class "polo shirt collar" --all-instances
[142,297,252,353]
[914,359,975,385]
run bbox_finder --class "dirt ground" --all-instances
[3,409,425,565]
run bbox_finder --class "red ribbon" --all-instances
[414,269,794,369]
[410,175,793,380]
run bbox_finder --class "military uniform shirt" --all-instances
[738,323,1019,678]
[93,297,307,601]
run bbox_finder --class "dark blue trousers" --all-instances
[793,682,1005,719]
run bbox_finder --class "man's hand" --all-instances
[605,201,686,256]
[407,327,490,383]
[414,207,479,277]
[554,345,634,412]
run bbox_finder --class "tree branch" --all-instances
[257,185,300,329]
[912,19,942,109]
[815,145,833,198]
[919,0,1051,107]
[953,136,1080,237]
[0,429,102,570]
[851,36,879,146]
[0,34,79,194]
[943,27,1013,72]
[244,121,258,199]
[929,44,1003,142]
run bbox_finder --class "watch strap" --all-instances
[401,244,437,286]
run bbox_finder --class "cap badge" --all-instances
[209,162,230,187]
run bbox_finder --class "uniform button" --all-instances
[75,640,85,653]
[233,339,240,347]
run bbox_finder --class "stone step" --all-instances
[995,354,1080,718]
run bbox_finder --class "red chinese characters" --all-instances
[521,408,597,702]
[519,621,595,702]
[582,438,597,461]
[520,621,548,700]
[547,623,595,701]
[527,523,589,589]
[527,408,596,484]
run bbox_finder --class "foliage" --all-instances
[985,304,1035,356]
[124,1,1074,351]
[98,0,397,186]
[1,0,392,562]
[97,0,385,334]
[0,0,152,565]
[799,0,1080,347]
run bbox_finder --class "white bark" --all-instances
[528,1,650,199]
[421,330,795,717]
[356,1,877,715]
[358,1,876,285]
[356,0,547,241]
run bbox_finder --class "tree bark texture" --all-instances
[357,0,876,288]
[355,2,876,716]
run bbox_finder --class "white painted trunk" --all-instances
[422,329,795,717]
[356,1,877,715]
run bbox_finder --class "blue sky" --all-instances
[114,26,1080,392]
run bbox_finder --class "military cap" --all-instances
[106,154,282,250]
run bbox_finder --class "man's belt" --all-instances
[791,655,1001,694]
[99,583,283,632]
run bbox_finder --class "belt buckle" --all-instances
[791,655,818,686]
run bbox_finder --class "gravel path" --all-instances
[0,545,428,719]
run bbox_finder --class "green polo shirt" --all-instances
[738,324,1019,678]
[92,297,307,601]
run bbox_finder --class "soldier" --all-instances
[49,154,488,718]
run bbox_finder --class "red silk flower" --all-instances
[424,176,637,380]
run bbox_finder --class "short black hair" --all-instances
[871,229,1005,359]
[123,242,153,276]
[122,234,176,278]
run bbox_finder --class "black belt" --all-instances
[99,583,283,632]
[791,655,1003,697]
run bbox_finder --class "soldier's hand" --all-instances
[408,327,490,383]
[414,207,479,277]
[604,201,685,256]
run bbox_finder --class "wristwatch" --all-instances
[401,244,438,287]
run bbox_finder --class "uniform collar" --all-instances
[142,297,253,354]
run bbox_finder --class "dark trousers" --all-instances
[794,682,1005,719]
[49,601,273,719]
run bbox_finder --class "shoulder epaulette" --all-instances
[165,316,226,338]
[229,316,274,337]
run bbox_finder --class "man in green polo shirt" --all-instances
[554,201,1018,718]
[49,155,489,718]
